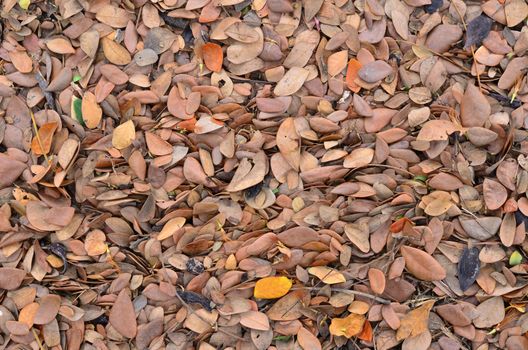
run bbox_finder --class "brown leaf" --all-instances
[0,268,25,290]
[109,289,137,338]
[401,246,446,281]
[343,148,374,168]
[240,311,270,331]
[483,178,508,210]
[460,84,490,127]
[274,67,310,96]
[298,327,322,350]
[276,118,300,171]
[499,212,516,247]
[46,37,76,54]
[368,268,386,294]
[102,38,132,65]
[96,5,130,28]
[396,300,435,340]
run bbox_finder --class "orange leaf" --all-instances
[396,300,435,340]
[357,320,373,342]
[254,276,292,299]
[31,122,58,155]
[345,59,362,93]
[329,313,366,338]
[178,117,197,132]
[82,91,103,129]
[202,43,223,72]
[390,217,413,233]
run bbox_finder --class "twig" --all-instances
[174,289,245,341]
[292,286,391,305]
[31,328,45,350]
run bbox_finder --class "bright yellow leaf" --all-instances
[307,266,346,284]
[112,120,136,150]
[19,0,30,10]
[329,313,366,338]
[254,276,292,299]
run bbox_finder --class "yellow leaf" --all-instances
[307,266,346,284]
[329,313,366,338]
[412,45,433,59]
[396,300,435,341]
[254,276,292,299]
[19,0,30,10]
[112,120,136,149]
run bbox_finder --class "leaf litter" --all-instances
[0,0,528,350]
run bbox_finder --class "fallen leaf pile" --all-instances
[1,0,528,349]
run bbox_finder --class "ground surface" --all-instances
[0,0,528,349]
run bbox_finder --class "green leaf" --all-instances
[273,335,291,341]
[72,74,82,83]
[272,188,279,194]
[71,96,85,126]
[509,251,522,266]
[413,175,427,183]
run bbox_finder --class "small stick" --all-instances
[292,286,391,305]
[31,328,45,350]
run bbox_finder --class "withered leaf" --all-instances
[464,15,493,49]
[109,289,137,338]
[457,247,480,291]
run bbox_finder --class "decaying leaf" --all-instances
[457,247,480,291]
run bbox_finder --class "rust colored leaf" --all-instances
[202,43,223,72]
[31,122,57,155]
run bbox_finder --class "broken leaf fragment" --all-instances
[254,276,292,299]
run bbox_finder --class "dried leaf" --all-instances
[457,247,480,291]
[396,300,435,340]
[307,266,346,284]
[329,313,366,338]
[401,246,446,281]
[254,276,292,299]
[112,120,135,149]
[202,43,223,72]
[31,122,57,155]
